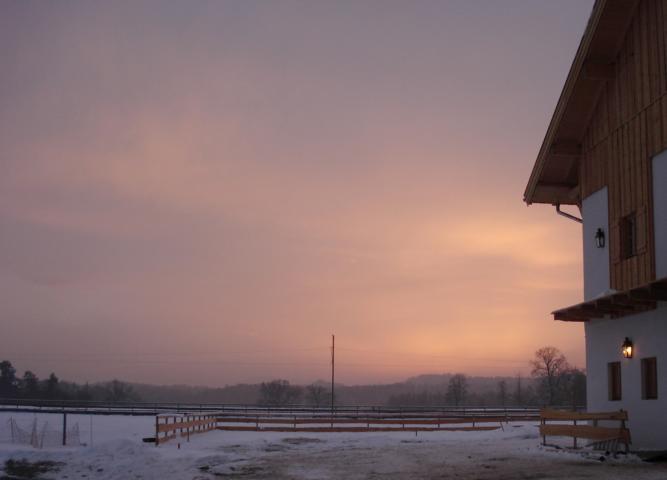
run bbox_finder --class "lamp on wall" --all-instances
[595,228,606,248]
[622,337,633,358]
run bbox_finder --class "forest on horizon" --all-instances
[0,348,585,407]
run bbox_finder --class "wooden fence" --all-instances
[155,412,530,444]
[539,409,630,453]
[154,413,217,446]
[215,415,511,433]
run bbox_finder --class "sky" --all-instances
[0,0,595,387]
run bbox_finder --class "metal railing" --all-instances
[0,398,552,418]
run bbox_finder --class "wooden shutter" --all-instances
[610,221,621,264]
[636,206,648,254]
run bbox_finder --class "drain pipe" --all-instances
[555,204,582,224]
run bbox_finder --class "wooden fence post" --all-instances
[62,413,67,446]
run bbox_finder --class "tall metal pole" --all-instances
[331,334,335,420]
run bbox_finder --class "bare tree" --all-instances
[258,379,302,406]
[514,373,523,405]
[530,346,569,405]
[20,371,40,398]
[43,373,60,400]
[446,374,468,406]
[0,361,18,397]
[105,379,139,402]
[306,384,331,407]
[497,380,507,406]
[559,367,587,409]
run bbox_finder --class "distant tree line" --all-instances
[260,351,585,408]
[0,360,140,402]
[0,347,585,407]
[257,380,335,407]
[387,347,586,407]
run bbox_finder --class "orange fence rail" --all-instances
[154,409,543,445]
[154,413,217,446]
[539,408,630,452]
[216,415,508,431]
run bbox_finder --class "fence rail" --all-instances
[215,415,510,432]
[155,412,526,444]
[155,413,218,446]
[0,398,548,418]
[539,408,630,453]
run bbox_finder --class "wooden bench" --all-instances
[539,408,631,453]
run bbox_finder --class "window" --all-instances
[642,357,658,400]
[608,362,622,401]
[620,212,637,259]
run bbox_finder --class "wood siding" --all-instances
[580,0,666,290]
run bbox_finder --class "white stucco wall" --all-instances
[585,304,667,450]
[654,150,667,279]
[582,188,610,300]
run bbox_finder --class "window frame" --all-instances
[608,361,622,401]
[641,357,658,400]
[620,212,637,259]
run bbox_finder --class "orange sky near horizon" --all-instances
[0,0,594,386]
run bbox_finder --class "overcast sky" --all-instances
[0,0,594,386]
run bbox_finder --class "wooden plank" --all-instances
[641,0,651,108]
[649,0,660,101]
[213,411,537,420]
[551,140,582,156]
[540,424,630,442]
[216,426,501,433]
[631,111,650,287]
[540,409,627,421]
[158,432,177,442]
[639,108,648,286]
[630,287,667,301]
[610,129,620,288]
[156,416,217,433]
[611,58,620,130]
[626,9,642,114]
[215,416,509,426]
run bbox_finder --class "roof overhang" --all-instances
[524,0,640,206]
[553,277,667,322]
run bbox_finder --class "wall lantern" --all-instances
[595,228,606,248]
[622,337,633,359]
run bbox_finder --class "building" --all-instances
[524,0,667,450]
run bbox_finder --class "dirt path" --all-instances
[5,425,667,480]
[193,436,667,480]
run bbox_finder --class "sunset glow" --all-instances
[0,0,594,386]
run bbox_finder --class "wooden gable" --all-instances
[526,0,667,291]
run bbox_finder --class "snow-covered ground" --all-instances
[1,412,666,479]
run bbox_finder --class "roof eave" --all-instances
[524,0,639,206]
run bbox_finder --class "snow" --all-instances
[1,412,667,479]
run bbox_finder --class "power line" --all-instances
[336,347,528,364]
[2,346,328,360]
[4,357,525,371]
